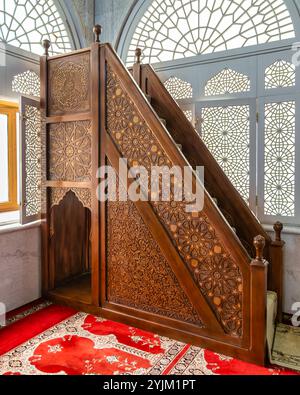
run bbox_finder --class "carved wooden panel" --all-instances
[49,121,92,182]
[48,53,90,116]
[106,66,243,337]
[50,190,91,287]
[107,180,203,327]
[21,99,41,224]
[50,188,91,210]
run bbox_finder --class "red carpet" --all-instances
[0,302,298,375]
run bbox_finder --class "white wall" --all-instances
[282,232,300,313]
[0,225,41,312]
[95,0,135,45]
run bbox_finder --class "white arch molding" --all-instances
[0,0,85,56]
[118,0,300,66]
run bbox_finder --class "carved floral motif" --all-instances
[106,66,243,337]
[48,54,90,115]
[51,188,91,210]
[49,121,91,182]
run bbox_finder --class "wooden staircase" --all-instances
[40,29,286,367]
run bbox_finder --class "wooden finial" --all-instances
[254,235,265,261]
[42,39,51,56]
[135,47,142,64]
[93,24,102,43]
[274,222,283,242]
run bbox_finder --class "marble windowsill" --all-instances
[0,220,41,235]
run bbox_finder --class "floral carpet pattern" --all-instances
[0,302,298,376]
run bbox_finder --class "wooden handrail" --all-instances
[269,222,285,322]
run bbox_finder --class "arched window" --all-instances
[125,0,295,66]
[0,0,73,55]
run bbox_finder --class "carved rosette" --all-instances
[106,66,243,337]
[50,188,91,210]
[49,121,92,182]
[48,53,90,115]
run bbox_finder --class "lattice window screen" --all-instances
[265,60,296,90]
[201,105,250,202]
[12,71,40,97]
[21,97,41,224]
[0,0,72,56]
[205,69,250,96]
[126,0,295,66]
[164,76,193,100]
[264,101,295,217]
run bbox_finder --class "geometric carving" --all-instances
[265,60,296,90]
[48,53,90,116]
[126,0,295,65]
[23,104,42,218]
[51,188,91,210]
[264,101,295,217]
[201,105,250,202]
[107,181,204,327]
[205,68,250,96]
[0,0,72,56]
[107,66,243,337]
[164,77,193,100]
[12,71,40,97]
[49,121,92,182]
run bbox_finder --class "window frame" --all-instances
[0,101,19,213]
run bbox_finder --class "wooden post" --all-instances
[250,235,269,365]
[133,47,142,87]
[90,26,102,306]
[42,39,51,57]
[93,24,102,43]
[269,222,285,322]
